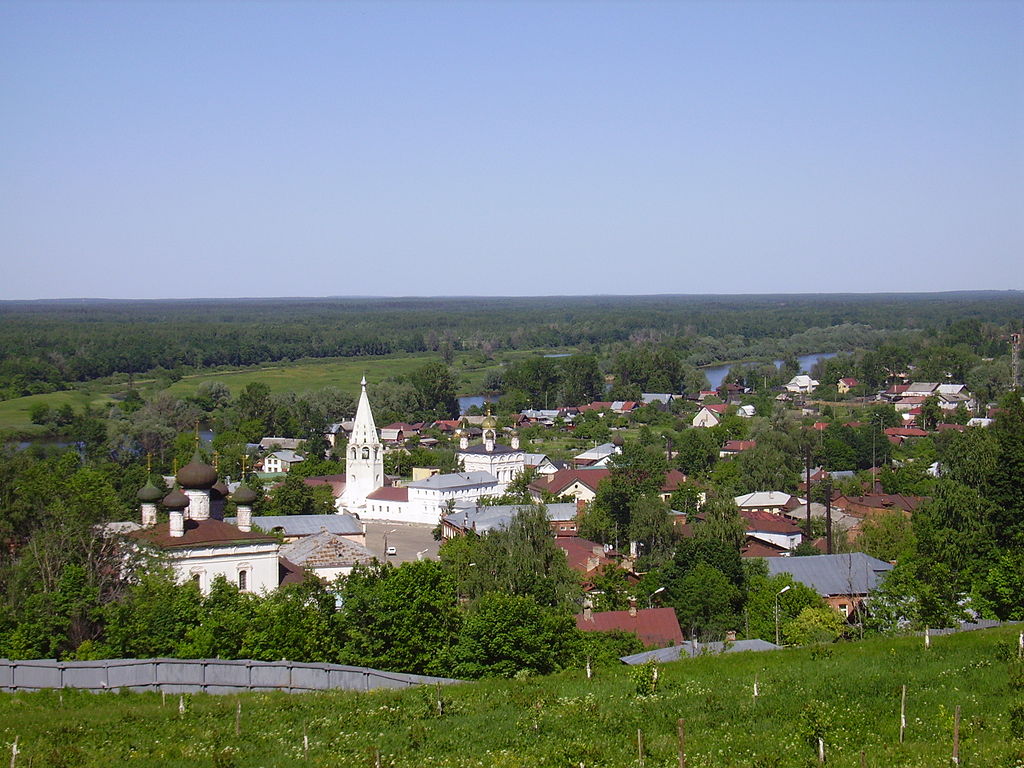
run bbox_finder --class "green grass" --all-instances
[2,626,1021,767]
[0,348,578,434]
[0,389,117,433]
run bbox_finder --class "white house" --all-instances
[263,450,304,474]
[785,375,819,394]
[361,471,500,524]
[692,404,727,428]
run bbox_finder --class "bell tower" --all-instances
[343,376,384,509]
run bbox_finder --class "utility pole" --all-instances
[1012,330,1022,391]
[804,444,813,538]
[824,479,834,554]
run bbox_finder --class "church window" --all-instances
[362,447,370,460]
[351,447,356,459]
[238,570,248,591]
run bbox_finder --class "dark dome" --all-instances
[163,486,189,510]
[231,482,258,505]
[611,433,624,446]
[177,451,218,489]
[210,479,228,499]
[137,480,162,503]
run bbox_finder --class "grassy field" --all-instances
[0,348,577,433]
[2,625,1021,767]
[0,389,118,435]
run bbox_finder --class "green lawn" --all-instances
[0,389,117,433]
[2,625,1020,767]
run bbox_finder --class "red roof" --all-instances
[702,403,728,414]
[533,468,610,495]
[576,607,684,648]
[555,536,616,575]
[303,475,346,497]
[722,440,757,452]
[741,510,801,535]
[661,469,689,492]
[366,486,409,502]
[937,423,966,432]
[132,519,276,549]
[741,538,789,558]
[839,378,859,386]
[885,427,929,437]
[811,422,829,431]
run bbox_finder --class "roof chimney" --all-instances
[725,630,737,642]
[628,597,637,617]
[583,598,593,622]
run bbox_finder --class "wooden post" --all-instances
[924,628,930,649]
[860,750,866,768]
[436,683,443,716]
[303,726,309,760]
[373,747,381,768]
[9,736,17,768]
[899,684,906,743]
[753,674,759,701]
[586,656,592,680]
[677,718,687,768]
[951,705,960,765]
[162,690,166,707]
[1018,631,1023,660]
[637,728,645,766]
[178,695,185,715]
[235,699,241,736]
[818,737,825,765]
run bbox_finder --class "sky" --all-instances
[1,0,1021,300]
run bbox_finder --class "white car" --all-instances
[385,546,397,556]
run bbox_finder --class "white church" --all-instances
[339,377,525,524]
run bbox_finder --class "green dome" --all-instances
[177,450,218,490]
[137,479,162,503]
[162,486,189,510]
[231,482,258,505]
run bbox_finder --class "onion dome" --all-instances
[162,485,189,510]
[177,450,218,490]
[481,413,497,429]
[210,479,228,500]
[611,433,624,447]
[231,482,258,505]
[137,479,163,503]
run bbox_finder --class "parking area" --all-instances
[361,520,442,564]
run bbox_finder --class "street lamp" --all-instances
[775,585,791,646]
[649,586,666,609]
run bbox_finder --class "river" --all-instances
[702,352,838,391]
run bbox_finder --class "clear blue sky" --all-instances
[2,1,1021,299]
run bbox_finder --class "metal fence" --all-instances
[0,658,460,695]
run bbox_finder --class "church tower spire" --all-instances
[343,376,384,510]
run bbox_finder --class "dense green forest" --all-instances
[1,292,1021,397]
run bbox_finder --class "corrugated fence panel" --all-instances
[0,658,460,695]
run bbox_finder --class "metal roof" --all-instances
[620,638,780,665]
[765,553,894,597]
[406,471,498,490]
[227,514,362,537]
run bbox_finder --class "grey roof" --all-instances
[443,503,577,534]
[227,514,362,537]
[641,393,677,404]
[280,531,374,569]
[621,638,780,665]
[765,553,894,597]
[575,442,618,461]
[406,471,498,490]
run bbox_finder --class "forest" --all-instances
[1,291,1021,397]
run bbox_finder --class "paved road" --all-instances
[362,520,441,564]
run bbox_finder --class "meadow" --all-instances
[2,625,1020,767]
[0,348,573,434]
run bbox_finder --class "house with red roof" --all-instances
[719,440,757,459]
[837,377,860,394]
[576,603,684,648]
[692,403,728,428]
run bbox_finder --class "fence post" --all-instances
[951,705,961,765]
[677,718,686,768]
[899,684,906,743]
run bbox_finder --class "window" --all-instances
[238,570,248,591]
[838,603,849,616]
[362,447,370,459]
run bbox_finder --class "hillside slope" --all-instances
[1,625,1021,767]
